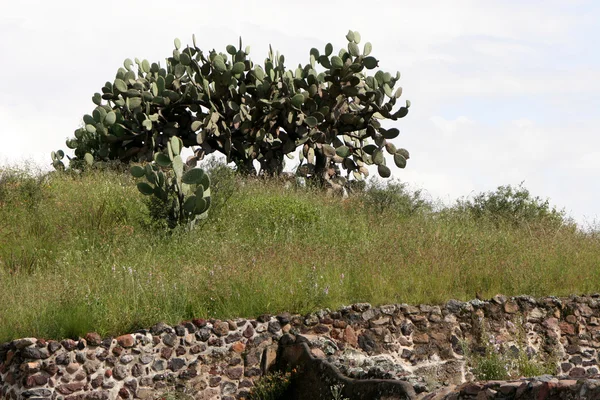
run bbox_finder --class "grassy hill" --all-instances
[0,163,598,343]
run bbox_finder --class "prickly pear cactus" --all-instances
[59,30,410,188]
[50,150,65,170]
[130,137,211,229]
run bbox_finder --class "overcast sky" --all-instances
[1,1,598,225]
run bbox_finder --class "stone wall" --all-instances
[1,294,599,399]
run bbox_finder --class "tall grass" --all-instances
[0,165,598,343]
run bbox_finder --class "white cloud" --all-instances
[430,116,475,138]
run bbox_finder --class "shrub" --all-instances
[360,178,432,216]
[199,158,238,220]
[0,165,48,209]
[456,183,566,227]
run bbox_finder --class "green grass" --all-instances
[0,164,599,343]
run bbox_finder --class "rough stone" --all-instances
[168,358,185,371]
[192,318,207,328]
[84,333,102,346]
[119,354,134,364]
[75,351,86,364]
[22,388,52,397]
[276,313,291,325]
[174,324,186,336]
[242,324,255,339]
[225,366,244,380]
[160,347,173,360]
[116,335,135,348]
[56,383,85,395]
[209,376,221,387]
[83,360,100,374]
[130,362,144,377]
[179,367,198,380]
[25,373,48,387]
[47,341,61,354]
[362,308,378,321]
[13,338,37,349]
[21,347,42,359]
[153,359,166,371]
[413,333,430,344]
[87,391,110,400]
[162,333,177,347]
[113,365,128,380]
[311,348,326,358]
[65,363,79,374]
[304,315,319,326]
[231,341,246,353]
[344,326,358,347]
[560,322,576,335]
[139,354,153,365]
[91,375,104,389]
[21,361,41,373]
[150,322,173,335]
[267,321,281,334]
[225,332,242,344]
[190,344,206,354]
[221,381,237,395]
[213,321,230,337]
[569,367,586,378]
[528,307,545,320]
[118,387,129,398]
[504,301,519,314]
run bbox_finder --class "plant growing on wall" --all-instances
[248,370,295,400]
[462,317,557,380]
[55,30,411,190]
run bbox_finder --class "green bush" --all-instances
[199,158,238,220]
[360,178,432,216]
[0,166,48,208]
[456,183,566,227]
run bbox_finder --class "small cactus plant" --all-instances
[50,150,65,170]
[130,136,211,229]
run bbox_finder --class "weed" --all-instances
[329,383,350,400]
[153,387,194,400]
[359,178,432,217]
[456,182,568,228]
[462,318,556,380]
[247,370,294,400]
